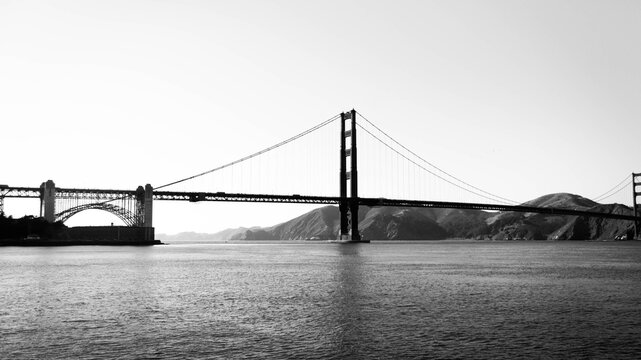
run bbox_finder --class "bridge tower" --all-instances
[339,109,363,241]
[0,184,7,215]
[135,184,154,241]
[41,180,56,223]
[633,173,640,239]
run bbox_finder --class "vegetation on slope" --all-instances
[192,193,636,241]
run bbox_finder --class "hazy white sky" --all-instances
[1,0,640,234]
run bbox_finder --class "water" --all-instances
[1,241,641,359]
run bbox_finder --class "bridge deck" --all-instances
[155,191,638,222]
[2,187,638,222]
[359,197,639,221]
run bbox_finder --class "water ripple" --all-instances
[1,241,641,358]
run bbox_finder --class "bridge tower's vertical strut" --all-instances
[339,109,362,241]
[144,184,154,241]
[0,185,6,215]
[349,109,361,241]
[633,173,640,239]
[135,184,155,240]
[135,186,145,226]
[41,180,56,223]
[339,112,349,239]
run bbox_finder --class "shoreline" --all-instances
[0,239,163,246]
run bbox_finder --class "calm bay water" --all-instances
[1,241,641,359]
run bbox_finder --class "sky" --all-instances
[1,0,640,235]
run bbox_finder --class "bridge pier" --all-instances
[0,185,6,215]
[144,184,154,241]
[144,184,153,228]
[135,184,155,241]
[41,180,56,223]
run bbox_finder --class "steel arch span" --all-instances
[55,203,140,226]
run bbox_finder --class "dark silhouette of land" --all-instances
[159,193,637,241]
[0,213,161,246]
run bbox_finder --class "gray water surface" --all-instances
[1,241,641,359]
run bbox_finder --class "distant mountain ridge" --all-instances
[486,193,634,240]
[157,193,637,241]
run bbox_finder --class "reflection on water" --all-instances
[330,244,366,357]
[1,241,641,359]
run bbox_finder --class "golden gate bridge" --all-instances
[1,110,640,241]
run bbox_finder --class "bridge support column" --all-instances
[0,184,7,215]
[633,173,640,239]
[339,111,349,239]
[41,180,56,223]
[338,109,364,242]
[136,184,155,241]
[144,184,154,241]
[144,184,153,228]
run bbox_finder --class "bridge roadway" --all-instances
[2,186,638,222]
[158,191,639,222]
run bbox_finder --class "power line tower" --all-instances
[634,173,641,239]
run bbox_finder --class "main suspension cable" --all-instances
[356,111,519,205]
[594,181,631,203]
[357,123,515,205]
[155,113,341,191]
[591,174,632,203]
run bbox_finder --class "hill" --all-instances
[164,193,634,241]
[487,193,635,240]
